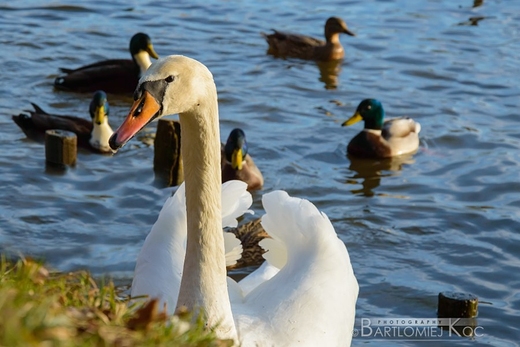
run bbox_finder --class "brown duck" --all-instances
[262,17,355,61]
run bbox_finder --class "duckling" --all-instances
[262,17,355,61]
[222,128,264,191]
[342,99,421,158]
[54,33,159,94]
[12,91,114,153]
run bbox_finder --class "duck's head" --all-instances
[342,99,385,130]
[109,55,215,151]
[325,17,356,38]
[89,90,109,125]
[224,128,248,170]
[130,32,159,59]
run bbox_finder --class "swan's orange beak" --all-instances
[109,91,160,151]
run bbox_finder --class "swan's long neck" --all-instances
[176,91,238,340]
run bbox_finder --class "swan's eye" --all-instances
[165,75,175,83]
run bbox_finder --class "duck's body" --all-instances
[222,128,264,191]
[12,91,113,153]
[263,17,355,61]
[109,55,358,346]
[342,99,421,158]
[54,33,159,94]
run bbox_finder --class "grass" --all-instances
[0,256,232,347]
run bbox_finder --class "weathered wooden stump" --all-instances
[438,292,478,318]
[153,119,184,186]
[438,292,479,337]
[45,130,77,166]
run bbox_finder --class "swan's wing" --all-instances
[223,232,243,267]
[221,180,252,266]
[233,190,359,346]
[258,236,286,269]
[221,180,253,228]
[131,184,187,314]
[236,261,279,296]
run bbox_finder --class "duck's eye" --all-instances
[367,105,372,110]
[165,75,175,83]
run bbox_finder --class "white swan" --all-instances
[109,55,358,346]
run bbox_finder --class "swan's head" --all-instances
[109,55,215,151]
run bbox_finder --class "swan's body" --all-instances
[222,128,264,191]
[12,91,113,153]
[262,17,355,61]
[342,99,421,158]
[109,55,358,346]
[54,33,159,94]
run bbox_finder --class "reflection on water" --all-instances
[458,16,487,26]
[473,0,484,8]
[345,153,416,197]
[316,60,343,90]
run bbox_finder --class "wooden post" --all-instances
[437,292,478,337]
[153,119,184,186]
[45,130,77,166]
[438,292,478,318]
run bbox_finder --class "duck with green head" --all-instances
[262,17,355,61]
[222,128,264,191]
[54,33,159,94]
[342,99,421,158]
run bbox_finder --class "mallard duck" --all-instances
[262,17,355,61]
[12,90,114,153]
[222,128,264,191]
[109,55,358,345]
[54,33,159,94]
[342,98,421,158]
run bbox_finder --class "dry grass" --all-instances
[0,256,232,347]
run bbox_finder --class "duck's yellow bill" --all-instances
[232,149,243,170]
[342,112,363,127]
[93,106,105,125]
[148,44,159,59]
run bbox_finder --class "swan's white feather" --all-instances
[236,261,280,297]
[231,190,359,346]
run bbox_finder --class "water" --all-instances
[1,0,519,345]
